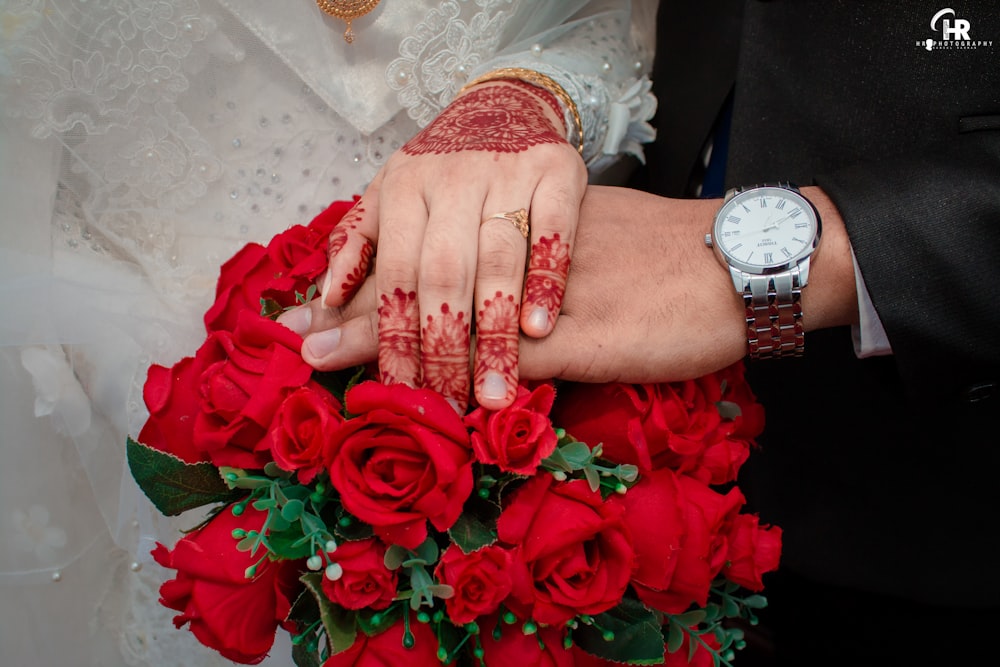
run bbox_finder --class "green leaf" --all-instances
[426,584,455,599]
[583,466,601,493]
[412,537,440,565]
[716,400,742,421]
[332,507,374,541]
[743,594,768,609]
[671,610,706,627]
[288,585,324,667]
[449,494,500,553]
[573,598,665,664]
[282,499,306,522]
[261,297,283,320]
[435,619,466,665]
[264,461,294,479]
[357,605,402,636]
[266,527,315,561]
[689,631,701,663]
[301,572,358,654]
[542,447,573,472]
[126,438,239,516]
[291,640,322,667]
[219,467,274,490]
[666,619,684,654]
[702,604,721,624]
[722,596,740,618]
[384,545,408,570]
[560,441,593,468]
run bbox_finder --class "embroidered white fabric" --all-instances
[0,1,656,665]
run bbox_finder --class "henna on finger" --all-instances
[325,199,374,306]
[474,291,520,405]
[377,288,421,387]
[422,303,471,410]
[341,240,374,302]
[523,233,571,332]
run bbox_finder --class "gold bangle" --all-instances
[460,67,584,155]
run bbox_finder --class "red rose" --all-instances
[552,368,758,485]
[321,614,439,667]
[479,620,573,667]
[497,476,634,626]
[308,197,360,238]
[434,544,515,625]
[612,468,744,614]
[138,356,211,463]
[195,311,314,469]
[325,381,474,549]
[722,513,782,591]
[152,504,302,665]
[204,198,358,333]
[263,206,347,295]
[713,361,766,447]
[205,197,357,332]
[464,383,558,475]
[320,537,397,611]
[204,241,282,333]
[269,384,345,484]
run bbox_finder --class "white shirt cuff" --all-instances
[850,249,893,358]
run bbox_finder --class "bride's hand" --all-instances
[284,185,857,386]
[301,80,586,411]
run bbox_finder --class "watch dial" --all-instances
[714,187,818,270]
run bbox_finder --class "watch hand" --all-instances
[762,214,792,232]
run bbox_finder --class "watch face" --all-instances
[713,186,821,273]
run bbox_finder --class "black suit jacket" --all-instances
[640,0,1000,605]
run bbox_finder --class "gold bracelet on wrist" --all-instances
[460,67,584,155]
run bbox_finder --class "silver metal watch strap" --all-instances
[744,270,804,359]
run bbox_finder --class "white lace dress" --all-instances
[0,1,656,665]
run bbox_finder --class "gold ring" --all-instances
[484,208,529,239]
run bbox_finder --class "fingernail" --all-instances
[277,306,311,335]
[481,370,508,401]
[527,307,549,333]
[320,269,333,304]
[303,328,341,358]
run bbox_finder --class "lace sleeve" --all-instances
[470,0,658,173]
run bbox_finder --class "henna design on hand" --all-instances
[340,239,373,303]
[524,234,571,329]
[327,199,365,261]
[474,291,519,404]
[327,199,372,303]
[401,85,565,156]
[422,303,471,407]
[378,288,421,387]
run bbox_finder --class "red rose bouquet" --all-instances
[127,198,781,667]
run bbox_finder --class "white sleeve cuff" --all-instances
[850,249,893,358]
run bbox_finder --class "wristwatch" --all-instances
[705,183,822,359]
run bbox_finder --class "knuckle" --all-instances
[376,261,418,292]
[477,229,525,281]
[418,248,469,293]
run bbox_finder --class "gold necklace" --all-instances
[315,0,382,44]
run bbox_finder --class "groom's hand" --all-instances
[285,185,857,384]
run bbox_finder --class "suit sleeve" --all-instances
[815,123,1000,403]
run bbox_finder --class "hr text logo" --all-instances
[919,8,993,50]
